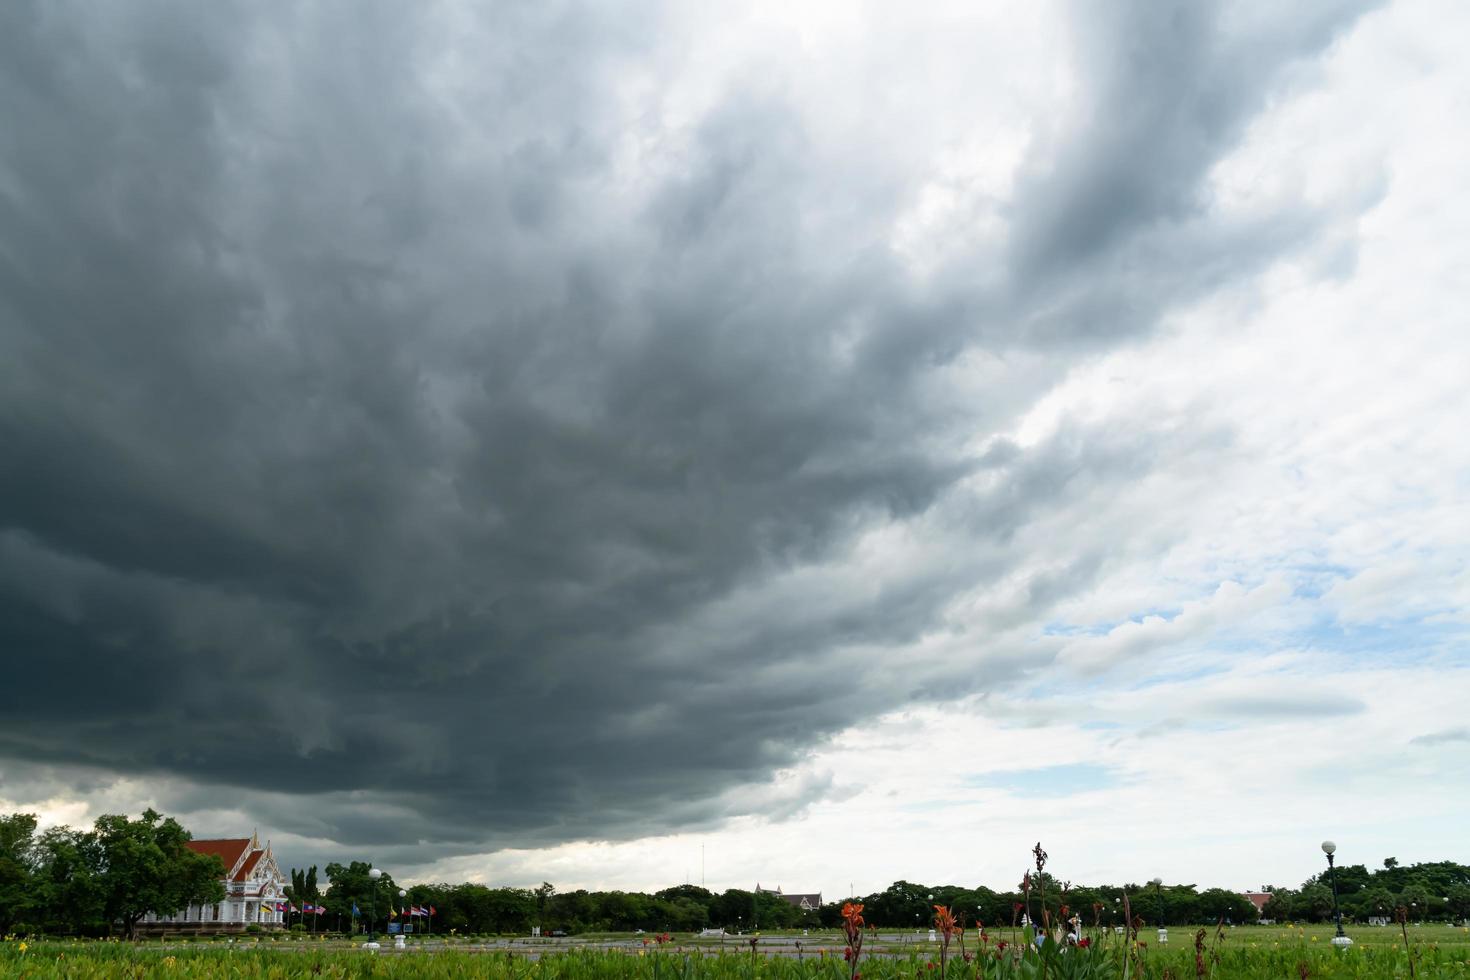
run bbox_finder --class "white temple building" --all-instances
[141,832,288,934]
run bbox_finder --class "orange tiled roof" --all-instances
[233,850,264,882]
[186,838,251,871]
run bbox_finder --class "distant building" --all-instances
[1242,892,1272,914]
[756,883,824,911]
[141,832,289,934]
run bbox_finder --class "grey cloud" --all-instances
[0,0,1379,872]
[1410,728,1470,746]
[1200,696,1366,719]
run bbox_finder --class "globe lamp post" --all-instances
[1321,841,1352,947]
[368,867,382,943]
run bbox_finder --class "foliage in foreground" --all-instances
[4,938,1470,980]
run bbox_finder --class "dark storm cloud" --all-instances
[0,0,1377,866]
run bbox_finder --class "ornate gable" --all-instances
[255,849,284,885]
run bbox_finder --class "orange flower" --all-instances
[841,901,866,980]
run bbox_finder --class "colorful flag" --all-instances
[352,903,360,917]
[388,907,396,919]
[429,905,436,916]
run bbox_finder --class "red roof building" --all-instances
[141,831,288,934]
[1242,892,1273,914]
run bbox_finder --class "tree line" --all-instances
[5,808,1467,937]
[1259,858,1470,923]
[0,810,225,938]
[275,864,1470,935]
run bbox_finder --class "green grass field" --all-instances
[4,925,1468,978]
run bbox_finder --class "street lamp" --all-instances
[399,889,407,936]
[1151,879,1166,943]
[1321,841,1352,948]
[368,868,382,943]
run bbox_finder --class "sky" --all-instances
[1,0,1467,900]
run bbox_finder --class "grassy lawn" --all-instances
[4,924,1470,976]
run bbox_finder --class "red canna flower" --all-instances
[841,901,865,980]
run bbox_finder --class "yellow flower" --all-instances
[17,942,27,953]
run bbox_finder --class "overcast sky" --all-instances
[2,0,1467,899]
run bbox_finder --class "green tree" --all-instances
[1330,863,1371,897]
[288,866,321,903]
[545,888,597,933]
[710,888,757,931]
[0,813,38,933]
[1261,888,1297,922]
[483,887,536,932]
[34,826,104,935]
[1446,885,1470,923]
[323,861,398,934]
[1349,886,1396,922]
[1294,884,1335,923]
[533,881,555,925]
[866,880,932,928]
[1399,884,1433,920]
[92,809,225,938]
[1196,887,1257,924]
[656,884,713,905]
